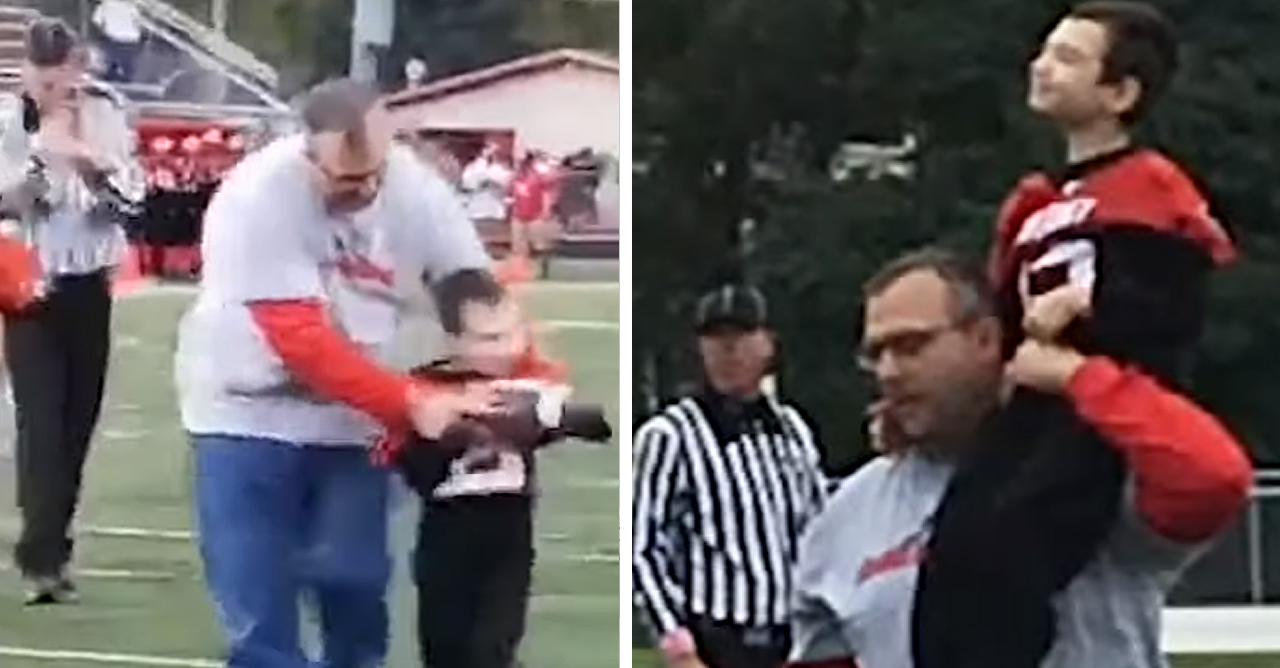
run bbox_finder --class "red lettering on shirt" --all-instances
[856,533,928,584]
[333,254,393,287]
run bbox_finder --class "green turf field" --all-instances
[0,281,620,668]
[628,649,1280,668]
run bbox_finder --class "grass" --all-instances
[628,649,1280,667]
[0,281,620,667]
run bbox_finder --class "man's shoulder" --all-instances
[385,143,453,203]
[213,135,306,207]
[823,456,898,511]
[1097,148,1203,200]
[801,457,898,548]
[202,137,314,253]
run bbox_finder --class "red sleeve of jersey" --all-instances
[1150,156,1236,265]
[1094,152,1236,266]
[1065,357,1252,543]
[248,300,419,430]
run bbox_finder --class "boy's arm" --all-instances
[1065,356,1252,543]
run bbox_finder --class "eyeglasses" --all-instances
[304,148,386,190]
[856,321,964,372]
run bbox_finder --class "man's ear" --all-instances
[758,328,778,367]
[973,316,1004,350]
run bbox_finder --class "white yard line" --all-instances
[81,526,194,541]
[519,281,617,291]
[539,319,618,331]
[0,561,175,581]
[557,478,619,490]
[0,594,618,665]
[79,524,617,563]
[558,553,618,563]
[0,646,221,667]
[118,281,617,300]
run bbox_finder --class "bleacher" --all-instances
[0,0,287,120]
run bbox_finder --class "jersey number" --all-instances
[1018,238,1097,299]
[432,447,527,498]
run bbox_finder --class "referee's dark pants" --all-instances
[413,495,535,668]
[3,270,112,578]
[689,617,790,668]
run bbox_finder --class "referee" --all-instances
[632,284,828,668]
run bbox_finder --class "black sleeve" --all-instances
[1073,225,1215,384]
[396,438,453,497]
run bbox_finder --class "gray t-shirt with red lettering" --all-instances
[174,134,490,446]
[790,452,1205,668]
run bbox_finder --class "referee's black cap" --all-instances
[694,284,768,335]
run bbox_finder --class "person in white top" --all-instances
[0,18,143,606]
[91,0,143,82]
[460,141,513,229]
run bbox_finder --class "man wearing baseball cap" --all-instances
[633,284,828,668]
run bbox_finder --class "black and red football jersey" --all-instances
[987,147,1237,376]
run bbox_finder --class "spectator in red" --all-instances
[510,151,560,279]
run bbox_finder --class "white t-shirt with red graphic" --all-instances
[174,134,490,446]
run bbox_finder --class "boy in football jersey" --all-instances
[380,269,612,668]
[912,4,1237,668]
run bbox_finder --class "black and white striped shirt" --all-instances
[632,393,827,636]
[0,84,144,278]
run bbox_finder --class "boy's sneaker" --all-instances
[23,572,78,606]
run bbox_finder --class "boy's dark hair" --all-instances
[24,18,79,68]
[1068,0,1179,125]
[432,269,507,335]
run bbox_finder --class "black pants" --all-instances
[689,618,790,668]
[413,495,535,668]
[3,270,112,577]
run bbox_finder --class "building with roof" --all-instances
[384,48,619,159]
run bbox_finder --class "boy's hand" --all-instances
[867,400,909,454]
[1022,283,1091,342]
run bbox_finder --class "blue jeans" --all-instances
[192,434,392,668]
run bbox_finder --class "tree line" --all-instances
[635,0,1280,472]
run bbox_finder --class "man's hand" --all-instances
[1022,283,1091,342]
[405,383,503,439]
[867,400,909,455]
[660,628,707,668]
[1005,339,1088,394]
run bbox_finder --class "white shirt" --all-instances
[93,0,143,44]
[460,157,512,221]
[173,135,492,446]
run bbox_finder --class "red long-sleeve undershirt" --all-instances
[249,299,567,464]
[248,300,419,433]
[1066,357,1253,543]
